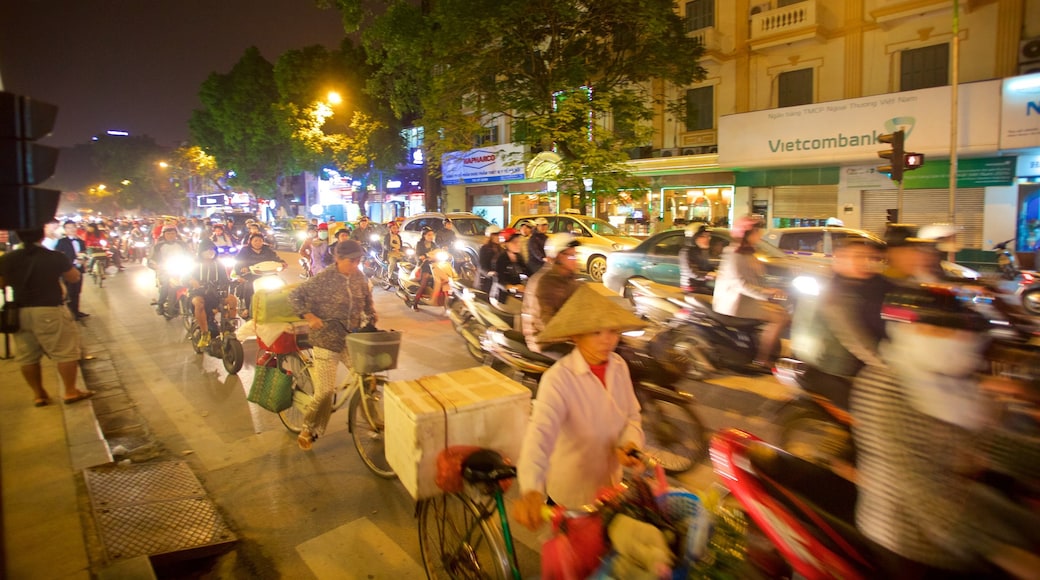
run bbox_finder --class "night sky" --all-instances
[0,0,347,148]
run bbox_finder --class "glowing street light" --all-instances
[326,91,342,106]
[157,161,169,169]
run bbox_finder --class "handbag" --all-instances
[0,302,19,334]
[247,364,295,412]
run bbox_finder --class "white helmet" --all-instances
[485,225,502,237]
[545,232,580,259]
[917,223,960,252]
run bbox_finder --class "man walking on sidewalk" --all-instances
[0,228,94,406]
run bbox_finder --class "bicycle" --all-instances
[417,449,670,580]
[262,322,402,479]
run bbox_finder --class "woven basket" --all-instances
[247,364,295,412]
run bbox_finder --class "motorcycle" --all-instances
[991,238,1040,316]
[188,287,245,375]
[236,260,287,318]
[157,253,196,322]
[395,248,457,310]
[361,233,392,288]
[82,242,114,288]
[481,324,708,475]
[446,278,520,361]
[449,240,478,287]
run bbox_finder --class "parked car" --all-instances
[761,225,979,280]
[270,218,310,251]
[510,212,641,282]
[603,227,825,297]
[399,211,492,269]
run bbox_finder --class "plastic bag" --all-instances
[542,511,607,580]
[434,445,483,493]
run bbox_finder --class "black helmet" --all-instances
[421,226,434,234]
[881,284,988,331]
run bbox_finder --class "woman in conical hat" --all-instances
[511,285,649,530]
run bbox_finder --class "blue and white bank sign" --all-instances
[442,143,525,185]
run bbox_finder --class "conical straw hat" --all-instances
[539,284,648,342]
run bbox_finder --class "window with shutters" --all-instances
[686,87,714,131]
[778,68,813,108]
[900,44,949,91]
[685,0,714,32]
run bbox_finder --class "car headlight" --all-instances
[454,240,466,251]
[791,275,820,296]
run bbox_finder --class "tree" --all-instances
[331,0,707,209]
[84,134,183,214]
[189,47,289,201]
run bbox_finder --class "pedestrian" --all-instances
[288,240,377,450]
[0,228,94,406]
[513,284,648,526]
[54,220,88,320]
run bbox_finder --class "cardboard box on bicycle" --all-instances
[251,284,303,325]
[385,367,531,501]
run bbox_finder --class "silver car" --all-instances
[511,213,640,282]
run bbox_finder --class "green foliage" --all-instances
[85,134,184,214]
[343,0,706,207]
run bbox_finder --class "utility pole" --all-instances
[948,0,961,261]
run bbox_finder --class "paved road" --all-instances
[75,253,790,578]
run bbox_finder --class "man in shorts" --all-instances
[0,228,93,406]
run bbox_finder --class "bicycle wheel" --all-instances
[93,260,104,287]
[189,323,205,354]
[277,353,314,433]
[638,391,708,475]
[181,295,194,332]
[418,493,511,580]
[348,375,396,479]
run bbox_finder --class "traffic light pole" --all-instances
[897,179,904,221]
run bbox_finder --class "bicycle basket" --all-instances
[346,330,402,373]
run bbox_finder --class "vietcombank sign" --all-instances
[718,80,1001,169]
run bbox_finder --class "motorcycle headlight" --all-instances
[165,255,195,276]
[435,250,450,262]
[453,240,466,251]
[791,275,820,297]
[254,276,286,292]
[134,241,146,248]
[370,233,380,243]
[219,256,236,268]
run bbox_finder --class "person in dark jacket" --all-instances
[492,228,527,310]
[477,225,502,293]
[526,217,550,274]
[678,223,715,293]
[54,221,88,319]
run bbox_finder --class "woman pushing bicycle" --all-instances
[288,240,377,450]
[512,285,650,529]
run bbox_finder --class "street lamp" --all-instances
[157,161,169,169]
[327,91,342,106]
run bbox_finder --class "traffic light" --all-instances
[886,209,899,223]
[877,129,905,182]
[0,92,60,230]
[904,152,925,171]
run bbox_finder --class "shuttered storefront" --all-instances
[772,185,840,220]
[861,188,984,249]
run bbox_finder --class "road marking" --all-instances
[296,517,423,578]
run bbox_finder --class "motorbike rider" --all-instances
[234,232,287,319]
[852,284,1040,578]
[526,217,550,275]
[148,226,191,317]
[435,218,457,248]
[678,223,715,293]
[712,215,789,369]
[477,225,502,293]
[210,223,235,250]
[351,216,375,242]
[492,228,527,312]
[189,240,238,349]
[883,224,946,282]
[327,228,351,262]
[82,223,113,274]
[383,221,404,284]
[516,220,533,266]
[408,227,440,310]
[521,232,581,355]
[300,223,332,277]
[790,237,891,412]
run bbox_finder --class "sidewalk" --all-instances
[0,325,108,579]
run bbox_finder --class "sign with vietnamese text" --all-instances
[197,194,226,207]
[442,143,525,185]
[1000,73,1040,150]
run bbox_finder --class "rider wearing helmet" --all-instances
[712,215,789,369]
[383,221,404,283]
[478,225,503,293]
[678,223,715,293]
[492,228,527,310]
[408,226,439,309]
[526,217,551,274]
[853,284,1040,577]
[521,232,581,355]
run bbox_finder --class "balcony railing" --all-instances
[749,0,820,51]
[687,27,722,53]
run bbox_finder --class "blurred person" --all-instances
[303,223,333,276]
[516,220,533,265]
[351,216,375,242]
[883,224,942,282]
[407,227,439,310]
[678,223,715,293]
[712,215,789,368]
[435,218,456,248]
[55,221,88,319]
[513,285,647,527]
[477,225,502,293]
[382,221,404,283]
[234,233,286,319]
[327,228,351,260]
[521,233,581,355]
[189,240,237,349]
[527,217,550,274]
[0,228,93,406]
[492,228,526,311]
[790,237,892,412]
[42,219,61,250]
[853,285,1040,578]
[148,226,190,317]
[210,223,235,249]
[288,240,377,450]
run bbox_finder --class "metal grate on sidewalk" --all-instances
[84,460,237,563]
